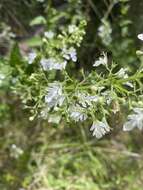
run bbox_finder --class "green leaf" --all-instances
[9,43,23,67]
[30,15,46,26]
[25,36,42,47]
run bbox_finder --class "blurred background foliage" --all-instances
[0,0,143,190]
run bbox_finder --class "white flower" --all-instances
[123,108,143,131]
[136,50,143,55]
[98,20,112,46]
[0,73,5,85]
[11,77,18,85]
[90,118,110,139]
[48,114,61,124]
[40,107,49,119]
[40,108,61,123]
[0,73,5,80]
[93,53,108,67]
[44,31,54,39]
[45,82,65,108]
[11,144,24,158]
[40,58,67,70]
[27,52,37,64]
[68,25,78,34]
[62,47,77,62]
[125,82,133,88]
[77,92,100,108]
[116,68,128,78]
[116,68,133,88]
[69,48,77,62]
[84,95,100,104]
[37,0,45,2]
[137,33,143,41]
[69,104,87,122]
[101,90,114,105]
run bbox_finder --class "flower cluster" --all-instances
[10,16,143,140]
[40,58,67,71]
[25,20,85,71]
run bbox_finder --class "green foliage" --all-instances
[30,16,47,26]
[0,0,143,190]
[7,1,143,137]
